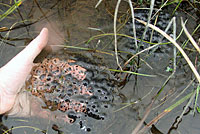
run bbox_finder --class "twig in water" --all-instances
[181,18,200,53]
[135,18,200,84]
[95,0,103,8]
[114,0,122,70]
[128,0,138,49]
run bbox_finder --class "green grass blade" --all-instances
[87,32,183,47]
[0,0,24,22]
[172,0,183,15]
[108,68,156,77]
[165,91,194,112]
[194,85,200,113]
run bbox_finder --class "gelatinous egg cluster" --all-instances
[125,9,173,54]
[26,53,116,132]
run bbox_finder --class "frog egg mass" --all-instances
[25,51,117,132]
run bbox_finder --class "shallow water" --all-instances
[0,0,200,134]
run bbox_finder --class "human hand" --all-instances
[0,28,49,114]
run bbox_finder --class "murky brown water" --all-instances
[0,0,200,134]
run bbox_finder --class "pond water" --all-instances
[0,0,200,134]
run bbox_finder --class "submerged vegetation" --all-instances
[0,0,200,133]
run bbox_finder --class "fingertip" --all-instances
[17,27,49,62]
[40,27,49,36]
[36,28,49,50]
[0,27,50,97]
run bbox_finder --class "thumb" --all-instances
[0,28,49,95]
